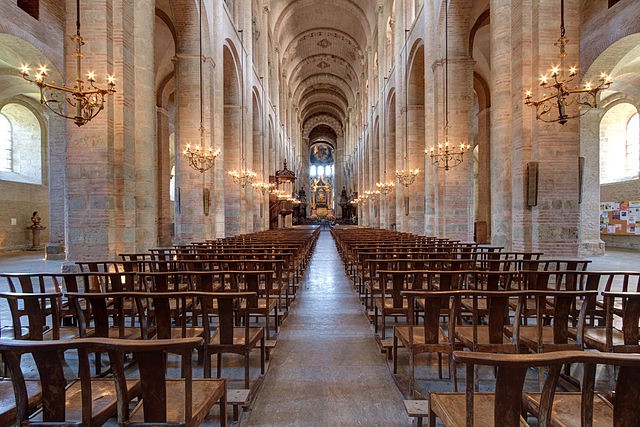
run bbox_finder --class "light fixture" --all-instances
[376,181,396,195]
[20,0,115,127]
[524,0,612,124]
[252,181,275,194]
[227,29,256,187]
[396,29,420,186]
[427,1,471,170]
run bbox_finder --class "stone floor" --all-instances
[242,231,410,426]
[1,239,640,426]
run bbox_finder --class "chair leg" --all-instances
[449,353,457,392]
[244,353,250,389]
[217,354,223,379]
[260,339,265,374]
[381,312,386,340]
[437,353,442,379]
[204,351,211,378]
[429,408,437,427]
[220,389,227,427]
[374,305,379,334]
[409,352,416,399]
[393,335,398,374]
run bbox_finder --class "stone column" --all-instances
[156,106,172,245]
[64,0,129,260]
[133,0,158,250]
[173,3,206,242]
[490,0,514,248]
[437,57,474,241]
[578,108,604,255]
[405,104,426,235]
[47,113,66,246]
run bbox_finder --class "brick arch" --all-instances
[302,114,344,139]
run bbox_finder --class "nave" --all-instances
[244,230,408,426]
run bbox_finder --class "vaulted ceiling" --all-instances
[269,0,378,137]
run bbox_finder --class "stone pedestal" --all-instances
[27,226,45,251]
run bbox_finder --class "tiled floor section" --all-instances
[242,231,410,426]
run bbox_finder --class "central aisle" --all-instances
[243,231,410,426]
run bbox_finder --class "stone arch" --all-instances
[579,32,640,254]
[302,114,344,140]
[385,91,397,229]
[223,43,242,236]
[252,88,265,231]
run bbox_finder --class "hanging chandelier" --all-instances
[365,189,381,202]
[183,0,220,173]
[227,30,256,187]
[20,0,115,127]
[376,180,396,195]
[524,0,612,124]
[252,181,275,194]
[395,168,420,187]
[396,30,420,186]
[426,0,471,170]
[428,127,471,171]
[228,163,257,188]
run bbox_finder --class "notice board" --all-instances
[600,200,640,235]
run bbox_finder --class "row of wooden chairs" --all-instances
[0,337,227,426]
[0,227,321,425]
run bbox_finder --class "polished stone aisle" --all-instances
[243,231,410,426]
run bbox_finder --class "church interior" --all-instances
[1,0,640,425]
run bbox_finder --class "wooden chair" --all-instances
[106,337,227,426]
[393,290,458,397]
[453,290,525,355]
[233,271,278,339]
[0,338,141,426]
[430,350,640,426]
[512,290,598,354]
[520,351,640,427]
[583,291,640,353]
[0,291,76,341]
[199,291,265,388]
[374,269,413,339]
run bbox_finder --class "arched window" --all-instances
[600,104,639,184]
[626,113,639,174]
[0,103,42,184]
[0,113,12,172]
[310,165,317,177]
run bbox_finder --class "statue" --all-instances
[31,211,42,228]
[339,187,349,220]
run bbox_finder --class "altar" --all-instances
[310,176,333,219]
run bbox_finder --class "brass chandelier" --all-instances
[376,180,395,195]
[20,0,115,127]
[427,0,470,170]
[183,0,220,174]
[524,0,612,124]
